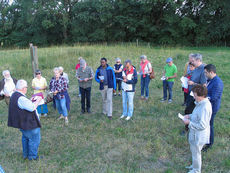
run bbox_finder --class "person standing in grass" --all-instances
[202,64,223,152]
[161,57,177,103]
[113,57,123,96]
[8,79,42,160]
[0,70,17,105]
[182,53,195,106]
[32,70,48,117]
[120,60,137,121]
[59,66,69,84]
[138,55,152,100]
[183,85,212,173]
[76,59,94,114]
[95,57,116,119]
[185,53,206,114]
[75,57,83,97]
[49,67,71,125]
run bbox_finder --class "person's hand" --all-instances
[100,80,104,83]
[53,90,58,95]
[184,115,190,119]
[166,77,169,80]
[123,79,127,82]
[183,119,190,125]
[4,94,9,97]
[84,78,88,82]
[188,81,194,85]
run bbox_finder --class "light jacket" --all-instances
[188,98,212,145]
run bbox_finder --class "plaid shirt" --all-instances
[49,77,68,99]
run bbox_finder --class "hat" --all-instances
[35,69,41,74]
[166,57,173,63]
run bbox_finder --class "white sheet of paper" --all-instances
[178,113,185,120]
[99,76,104,80]
[180,76,188,89]
[161,76,166,80]
[190,91,194,97]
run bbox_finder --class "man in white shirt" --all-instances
[0,70,17,105]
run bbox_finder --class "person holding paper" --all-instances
[32,70,48,117]
[113,58,123,96]
[161,57,177,103]
[138,55,152,100]
[120,60,137,121]
[49,67,71,125]
[182,85,212,173]
[95,57,116,119]
[76,59,94,114]
[8,79,42,160]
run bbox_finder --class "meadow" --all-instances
[0,44,229,173]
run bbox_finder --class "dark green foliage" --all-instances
[0,0,230,47]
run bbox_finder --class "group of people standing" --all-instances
[0,53,224,173]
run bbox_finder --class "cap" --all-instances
[166,57,173,63]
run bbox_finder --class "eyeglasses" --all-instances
[36,73,41,75]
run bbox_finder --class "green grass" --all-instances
[0,44,229,173]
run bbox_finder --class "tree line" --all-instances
[1,0,230,47]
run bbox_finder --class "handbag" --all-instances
[45,91,53,104]
[150,68,155,79]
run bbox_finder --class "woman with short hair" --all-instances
[183,85,212,173]
[138,55,152,100]
[49,67,71,125]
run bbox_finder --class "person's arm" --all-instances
[95,69,100,83]
[112,69,116,90]
[146,63,152,74]
[209,81,223,103]
[18,96,42,112]
[166,73,177,80]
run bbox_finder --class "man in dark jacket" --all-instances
[95,58,116,119]
[0,70,17,105]
[8,79,42,160]
[202,64,224,151]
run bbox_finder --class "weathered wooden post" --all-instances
[30,43,39,77]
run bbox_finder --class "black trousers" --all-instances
[184,94,196,131]
[116,79,122,91]
[80,87,91,112]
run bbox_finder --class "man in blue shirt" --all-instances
[8,79,42,160]
[202,64,224,151]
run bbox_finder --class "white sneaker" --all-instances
[120,115,126,119]
[64,117,69,125]
[125,116,131,121]
[185,165,193,169]
[58,115,64,120]
[43,113,47,117]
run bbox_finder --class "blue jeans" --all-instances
[141,75,150,98]
[122,91,135,117]
[20,128,41,160]
[37,104,48,114]
[163,80,174,100]
[55,97,68,117]
[209,112,217,146]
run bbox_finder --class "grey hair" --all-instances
[115,58,121,62]
[78,57,83,61]
[80,59,86,67]
[140,55,147,59]
[125,59,132,65]
[58,66,64,72]
[2,70,10,76]
[194,53,202,61]
[189,53,195,59]
[53,67,59,73]
[16,79,27,90]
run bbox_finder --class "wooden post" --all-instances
[30,43,39,77]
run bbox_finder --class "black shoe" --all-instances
[108,116,112,120]
[202,145,211,152]
[87,109,91,114]
[81,110,85,114]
